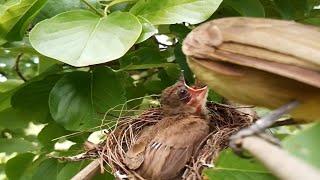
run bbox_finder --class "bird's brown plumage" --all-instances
[124,79,209,180]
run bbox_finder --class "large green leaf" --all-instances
[11,74,61,123]
[223,0,265,17]
[0,79,23,92]
[32,159,64,180]
[5,153,35,180]
[56,162,88,180]
[130,0,223,25]
[273,0,316,19]
[204,150,276,180]
[0,0,47,41]
[0,138,37,153]
[49,67,127,131]
[283,123,320,169]
[30,10,142,67]
[0,108,29,129]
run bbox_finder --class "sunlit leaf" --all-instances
[30,10,142,67]
[283,123,320,169]
[0,138,37,153]
[130,0,223,25]
[0,0,47,41]
[204,150,276,180]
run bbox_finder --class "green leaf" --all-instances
[0,108,29,129]
[30,10,142,67]
[32,159,64,180]
[120,47,170,70]
[34,0,98,23]
[0,90,14,111]
[283,123,320,169]
[49,67,127,131]
[0,79,23,92]
[223,0,265,17]
[136,16,158,43]
[5,153,35,180]
[0,0,47,41]
[0,138,37,153]
[11,74,61,123]
[57,161,88,180]
[130,0,223,25]
[204,150,276,180]
[273,0,313,19]
[38,122,68,148]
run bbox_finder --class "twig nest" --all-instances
[101,102,254,179]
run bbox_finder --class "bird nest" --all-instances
[96,101,254,179]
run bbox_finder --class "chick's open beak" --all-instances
[185,83,208,105]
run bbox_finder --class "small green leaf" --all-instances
[30,10,142,67]
[136,16,158,43]
[5,153,35,180]
[130,0,223,25]
[38,122,69,148]
[120,47,169,70]
[223,0,265,17]
[0,138,37,153]
[283,123,320,169]
[204,150,276,180]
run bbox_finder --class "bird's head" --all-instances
[160,75,208,116]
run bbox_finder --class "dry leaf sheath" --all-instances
[183,17,320,122]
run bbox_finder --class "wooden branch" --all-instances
[71,159,101,180]
[242,136,320,180]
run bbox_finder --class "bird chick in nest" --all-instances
[124,75,209,180]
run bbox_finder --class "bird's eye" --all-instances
[177,88,190,102]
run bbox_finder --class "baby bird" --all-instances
[124,76,209,180]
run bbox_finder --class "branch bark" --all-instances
[242,136,320,180]
[71,159,101,180]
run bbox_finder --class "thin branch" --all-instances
[80,0,104,17]
[241,136,320,180]
[71,159,101,180]
[271,118,302,128]
[15,53,27,82]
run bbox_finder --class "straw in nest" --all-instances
[98,101,254,179]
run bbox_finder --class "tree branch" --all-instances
[71,159,101,180]
[80,0,104,17]
[15,53,27,82]
[241,136,320,180]
[271,118,302,128]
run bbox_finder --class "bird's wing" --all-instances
[124,126,153,170]
[138,116,209,179]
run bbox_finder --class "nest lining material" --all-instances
[95,101,254,180]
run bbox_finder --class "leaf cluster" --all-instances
[0,0,319,179]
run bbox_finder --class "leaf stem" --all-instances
[15,53,27,82]
[81,0,104,17]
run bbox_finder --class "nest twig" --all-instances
[99,102,253,179]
